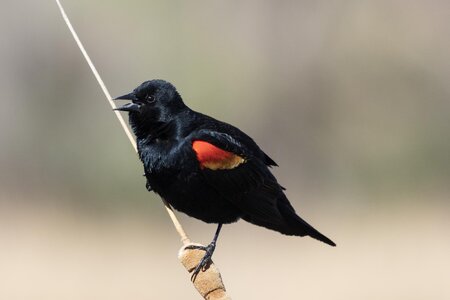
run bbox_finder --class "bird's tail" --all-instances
[240,188,336,246]
[277,197,336,246]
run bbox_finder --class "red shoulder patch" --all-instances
[192,140,245,170]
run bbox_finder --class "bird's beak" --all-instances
[114,92,138,101]
[114,102,141,112]
[113,92,141,112]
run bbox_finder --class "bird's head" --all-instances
[114,79,186,137]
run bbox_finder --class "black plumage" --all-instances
[114,79,335,277]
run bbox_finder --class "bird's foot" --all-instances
[185,241,216,281]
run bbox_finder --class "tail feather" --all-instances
[241,208,336,247]
[277,197,336,246]
[239,185,336,246]
[291,214,336,246]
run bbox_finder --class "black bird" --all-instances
[114,80,335,278]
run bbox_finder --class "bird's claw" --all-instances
[185,242,216,281]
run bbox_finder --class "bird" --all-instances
[114,79,335,278]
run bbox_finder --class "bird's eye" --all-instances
[145,94,155,103]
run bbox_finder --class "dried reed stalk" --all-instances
[54,0,189,245]
[55,1,229,298]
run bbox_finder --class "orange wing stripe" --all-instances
[192,140,245,170]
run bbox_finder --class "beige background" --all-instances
[1,1,449,299]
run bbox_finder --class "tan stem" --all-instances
[55,2,230,298]
[55,0,190,245]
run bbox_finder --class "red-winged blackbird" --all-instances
[115,80,335,277]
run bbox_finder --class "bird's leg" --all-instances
[185,223,223,281]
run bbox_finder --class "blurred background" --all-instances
[1,0,449,299]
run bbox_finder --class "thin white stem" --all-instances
[55,0,190,245]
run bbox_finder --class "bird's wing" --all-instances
[263,153,278,167]
[186,129,336,245]
[191,128,277,165]
[189,129,267,171]
[188,130,285,220]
